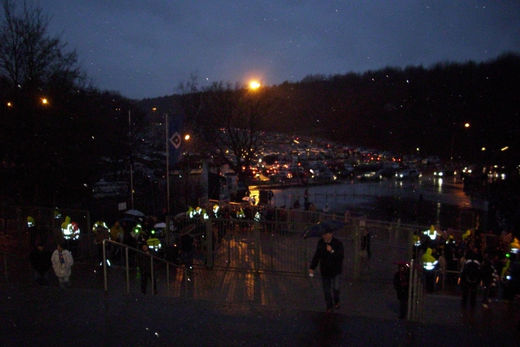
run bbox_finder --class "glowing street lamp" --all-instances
[248,80,261,90]
[40,97,49,106]
[184,134,191,142]
[464,122,470,128]
[6,101,13,108]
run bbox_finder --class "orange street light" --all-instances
[248,80,261,90]
[6,101,13,108]
[464,122,470,128]
[40,97,49,106]
[184,134,191,141]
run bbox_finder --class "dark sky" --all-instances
[37,0,520,99]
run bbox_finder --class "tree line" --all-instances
[0,0,144,208]
[2,0,518,211]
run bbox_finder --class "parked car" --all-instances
[377,166,398,179]
[395,168,420,180]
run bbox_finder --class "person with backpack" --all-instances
[461,256,481,309]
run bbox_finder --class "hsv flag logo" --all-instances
[170,132,181,149]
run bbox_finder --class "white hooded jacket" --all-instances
[51,249,74,278]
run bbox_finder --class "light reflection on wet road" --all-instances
[269,176,486,212]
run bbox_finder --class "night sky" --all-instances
[37,0,520,99]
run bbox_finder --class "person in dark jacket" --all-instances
[393,262,410,319]
[461,257,481,309]
[137,244,157,294]
[309,230,344,312]
[30,244,52,285]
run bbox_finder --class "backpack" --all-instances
[464,260,480,285]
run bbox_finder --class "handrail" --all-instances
[102,239,182,295]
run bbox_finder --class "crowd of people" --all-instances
[413,225,519,308]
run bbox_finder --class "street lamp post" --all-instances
[450,121,471,161]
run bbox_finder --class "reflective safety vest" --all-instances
[27,216,35,228]
[62,216,80,240]
[422,248,437,270]
[413,234,421,247]
[511,238,520,254]
[213,205,220,218]
[423,225,438,240]
[131,224,143,239]
[92,221,108,233]
[146,237,161,252]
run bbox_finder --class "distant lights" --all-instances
[481,147,486,151]
[501,146,509,152]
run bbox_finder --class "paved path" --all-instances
[2,263,519,346]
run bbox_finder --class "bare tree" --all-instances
[0,0,81,90]
[181,80,265,188]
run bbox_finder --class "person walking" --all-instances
[309,229,344,312]
[393,262,410,319]
[51,243,74,288]
[461,256,481,309]
[137,243,157,294]
[30,243,52,285]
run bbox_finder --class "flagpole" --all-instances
[129,110,134,209]
[165,113,171,244]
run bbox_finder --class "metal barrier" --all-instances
[407,259,424,321]
[0,205,93,260]
[102,239,184,295]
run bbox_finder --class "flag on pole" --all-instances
[167,114,183,167]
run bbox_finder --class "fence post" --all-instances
[353,219,360,280]
[206,220,213,269]
[166,263,170,292]
[86,211,92,258]
[254,222,260,273]
[150,256,155,295]
[407,259,414,320]
[408,227,414,260]
[125,247,130,294]
[103,240,108,293]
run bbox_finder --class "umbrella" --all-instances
[178,224,197,236]
[154,222,176,232]
[118,216,138,223]
[303,220,345,239]
[124,209,145,217]
[174,212,187,220]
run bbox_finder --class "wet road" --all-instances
[265,176,487,229]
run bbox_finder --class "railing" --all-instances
[407,259,424,322]
[102,239,184,295]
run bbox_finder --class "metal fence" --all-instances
[0,205,94,260]
[197,207,428,280]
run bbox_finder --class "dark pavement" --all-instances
[2,264,519,346]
